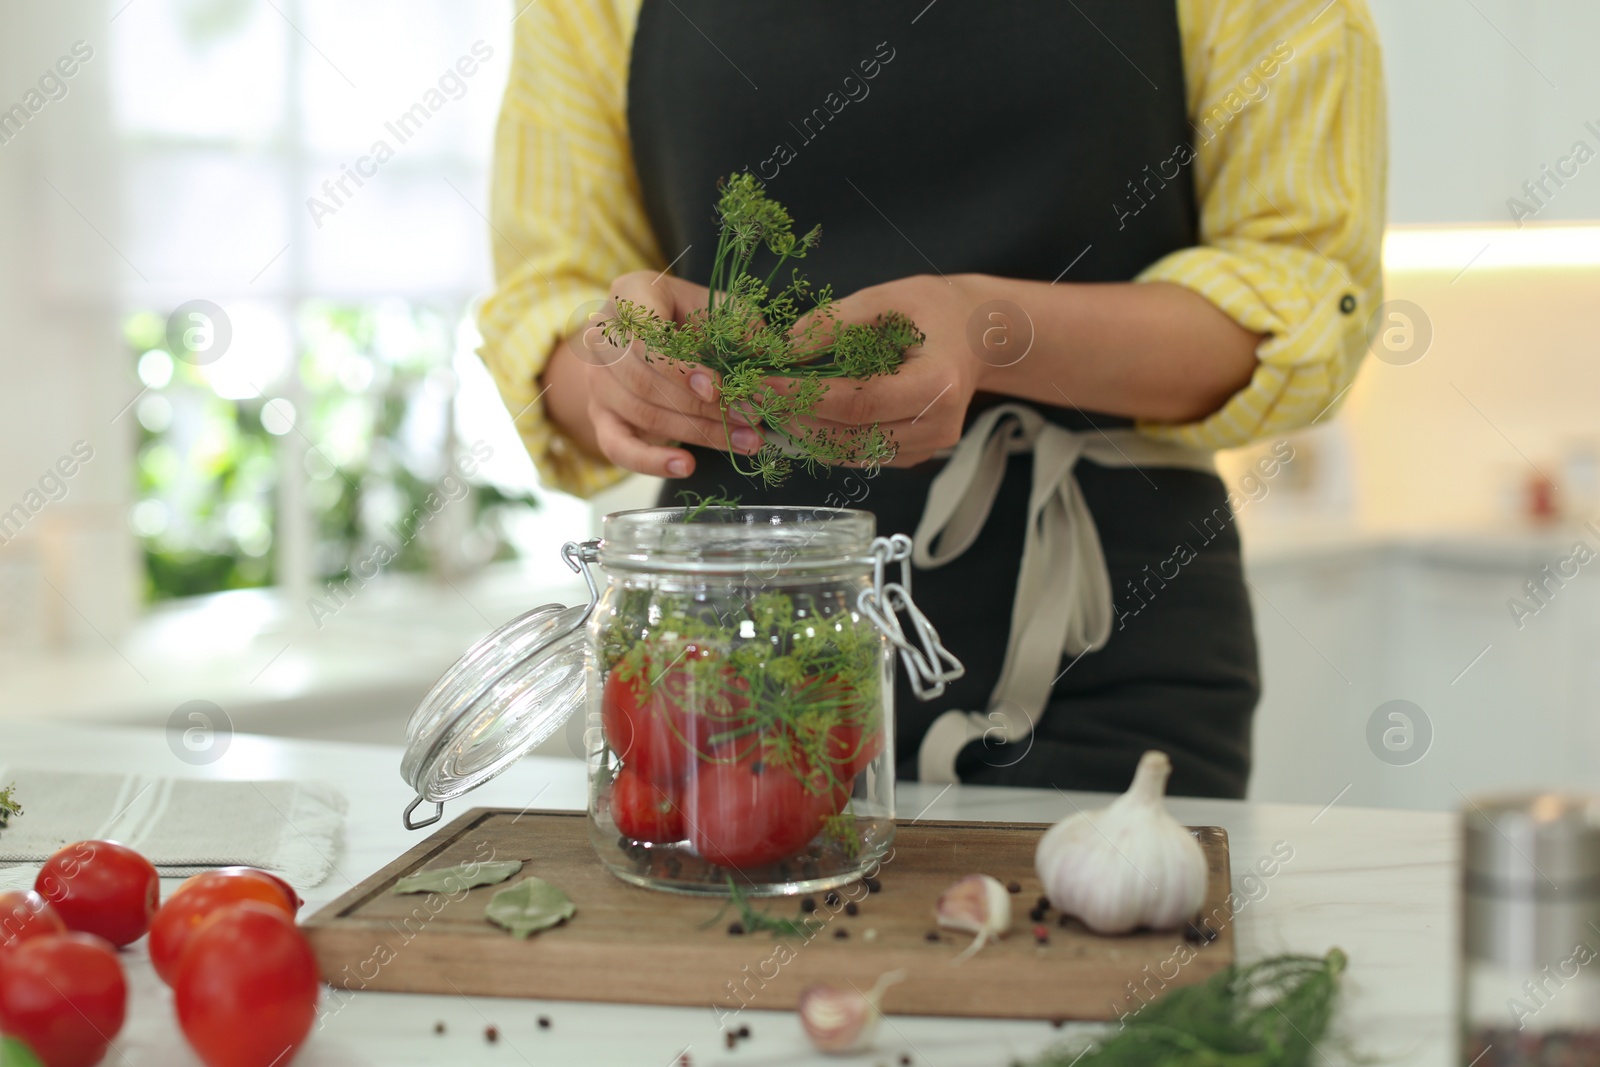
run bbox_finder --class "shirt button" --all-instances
[1339,294,1357,314]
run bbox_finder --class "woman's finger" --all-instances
[591,404,697,479]
[607,387,762,455]
[605,349,733,424]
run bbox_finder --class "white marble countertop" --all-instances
[0,720,1459,1066]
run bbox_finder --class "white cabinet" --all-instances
[1369,0,1600,223]
[1246,532,1598,810]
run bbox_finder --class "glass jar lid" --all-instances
[398,542,598,829]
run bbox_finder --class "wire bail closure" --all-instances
[857,534,965,700]
[562,538,601,606]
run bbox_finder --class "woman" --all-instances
[478,0,1385,797]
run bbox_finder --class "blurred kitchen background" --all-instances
[1,0,1596,811]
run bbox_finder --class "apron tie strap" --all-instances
[913,403,1216,784]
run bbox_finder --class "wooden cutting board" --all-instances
[303,808,1234,1021]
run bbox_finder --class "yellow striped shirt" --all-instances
[479,0,1387,497]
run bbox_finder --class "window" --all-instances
[111,0,571,604]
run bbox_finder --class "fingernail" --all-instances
[666,459,688,477]
[689,372,714,402]
[732,428,760,451]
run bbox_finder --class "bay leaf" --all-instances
[392,859,523,896]
[485,877,575,938]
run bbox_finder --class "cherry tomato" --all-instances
[0,891,67,961]
[609,766,686,843]
[0,933,126,1067]
[34,841,159,948]
[149,871,298,986]
[174,868,301,914]
[175,902,319,1067]
[685,745,832,868]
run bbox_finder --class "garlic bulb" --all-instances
[1035,750,1207,935]
[934,873,1011,962]
[797,969,905,1054]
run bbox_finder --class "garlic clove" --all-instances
[934,873,1011,962]
[1035,750,1209,936]
[797,969,905,1054]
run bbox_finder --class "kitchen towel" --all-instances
[0,768,346,891]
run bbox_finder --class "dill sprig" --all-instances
[821,812,862,858]
[1016,950,1349,1067]
[603,173,922,486]
[0,782,20,830]
[697,875,820,938]
[675,488,742,522]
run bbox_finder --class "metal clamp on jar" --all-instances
[399,506,963,897]
[1462,793,1600,1066]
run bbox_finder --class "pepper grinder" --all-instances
[1462,793,1600,1066]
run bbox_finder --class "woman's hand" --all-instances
[797,274,992,468]
[795,272,1262,468]
[540,271,762,479]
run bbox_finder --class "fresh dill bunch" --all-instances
[602,173,923,486]
[1016,950,1350,1067]
[0,781,20,829]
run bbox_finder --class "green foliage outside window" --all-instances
[125,301,535,603]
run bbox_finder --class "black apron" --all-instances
[626,0,1259,797]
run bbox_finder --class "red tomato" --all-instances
[685,746,832,869]
[0,891,67,960]
[175,903,319,1067]
[609,766,686,843]
[800,674,881,781]
[34,841,159,948]
[602,646,752,784]
[149,871,298,986]
[823,720,884,782]
[0,933,127,1067]
[174,868,301,914]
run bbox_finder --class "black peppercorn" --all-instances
[1006,880,1021,894]
[845,901,859,916]
[738,1025,750,1039]
[728,921,745,935]
[924,930,940,942]
[1028,907,1045,923]
[537,1015,551,1029]
[1035,896,1050,911]
[433,1021,445,1035]
[800,897,816,913]
[900,1055,913,1066]
[824,890,841,907]
[834,927,849,939]
[864,876,882,893]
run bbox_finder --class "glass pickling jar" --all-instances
[399,505,961,897]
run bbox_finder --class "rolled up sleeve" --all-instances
[477,0,657,497]
[1139,0,1387,448]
